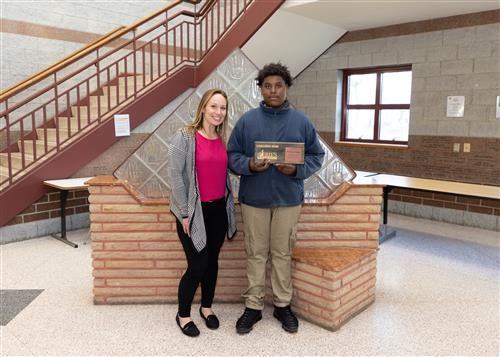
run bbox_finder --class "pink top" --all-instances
[195,131,227,202]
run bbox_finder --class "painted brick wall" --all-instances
[87,176,382,305]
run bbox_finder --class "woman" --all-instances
[166,89,236,337]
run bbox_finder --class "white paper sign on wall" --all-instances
[446,96,465,118]
[496,96,500,119]
[114,114,130,136]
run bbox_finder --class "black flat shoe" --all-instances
[176,314,200,337]
[199,307,220,330]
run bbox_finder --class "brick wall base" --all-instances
[88,176,382,330]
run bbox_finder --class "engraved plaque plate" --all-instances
[254,141,305,165]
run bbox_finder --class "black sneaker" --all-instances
[273,305,298,333]
[236,307,262,334]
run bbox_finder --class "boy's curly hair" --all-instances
[256,62,293,87]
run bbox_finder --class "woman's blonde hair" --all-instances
[186,88,229,143]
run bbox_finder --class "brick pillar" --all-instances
[88,176,383,305]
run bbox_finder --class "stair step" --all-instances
[71,106,101,120]
[89,96,113,111]
[56,117,89,130]
[0,152,34,171]
[19,140,57,157]
[118,74,151,87]
[36,128,70,142]
[101,86,127,102]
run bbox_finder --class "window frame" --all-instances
[340,64,412,145]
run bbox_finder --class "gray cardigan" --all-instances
[166,127,236,252]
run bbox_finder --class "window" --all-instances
[341,65,412,145]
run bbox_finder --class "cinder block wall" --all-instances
[1,1,175,89]
[288,12,500,230]
[87,176,382,304]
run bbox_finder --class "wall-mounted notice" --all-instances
[114,114,130,136]
[446,96,465,118]
[496,96,500,119]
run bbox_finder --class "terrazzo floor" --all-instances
[0,214,499,356]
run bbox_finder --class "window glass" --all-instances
[381,71,412,104]
[346,109,374,140]
[348,73,376,104]
[379,109,410,141]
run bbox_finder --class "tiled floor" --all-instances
[1,214,499,356]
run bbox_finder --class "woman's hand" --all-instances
[182,217,190,237]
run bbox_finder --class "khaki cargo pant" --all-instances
[240,203,302,310]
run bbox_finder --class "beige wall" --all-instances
[289,20,500,138]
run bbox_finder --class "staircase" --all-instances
[0,0,285,226]
[0,73,151,188]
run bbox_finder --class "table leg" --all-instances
[379,185,396,243]
[51,190,78,248]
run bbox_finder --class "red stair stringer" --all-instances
[0,0,284,227]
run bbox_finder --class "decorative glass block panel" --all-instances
[218,51,255,88]
[175,94,201,122]
[228,92,252,129]
[115,155,153,189]
[135,134,168,171]
[304,175,331,200]
[239,76,262,108]
[196,73,234,98]
[140,176,170,198]
[156,114,188,139]
[115,49,356,203]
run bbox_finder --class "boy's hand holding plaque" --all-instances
[254,141,305,165]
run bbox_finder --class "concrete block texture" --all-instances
[348,54,372,68]
[440,59,474,75]
[0,213,90,244]
[457,73,500,90]
[412,62,441,78]
[326,56,349,70]
[359,38,388,54]
[398,48,427,64]
[463,211,497,231]
[458,42,493,59]
[443,27,477,46]
[437,120,469,136]
[409,119,438,136]
[372,51,398,66]
[331,42,361,57]
[427,46,458,62]
[386,34,415,52]
[475,23,500,42]
[473,89,500,105]
[425,76,457,91]
[414,31,443,48]
[474,57,500,74]
[469,121,500,138]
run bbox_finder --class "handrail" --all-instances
[0,0,205,100]
[0,0,257,189]
[0,26,126,101]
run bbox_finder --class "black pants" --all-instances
[177,198,227,317]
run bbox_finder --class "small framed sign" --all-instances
[114,114,131,136]
[446,96,465,118]
[254,141,305,165]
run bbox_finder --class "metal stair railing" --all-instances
[0,0,254,189]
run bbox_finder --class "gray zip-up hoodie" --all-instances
[166,127,236,252]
